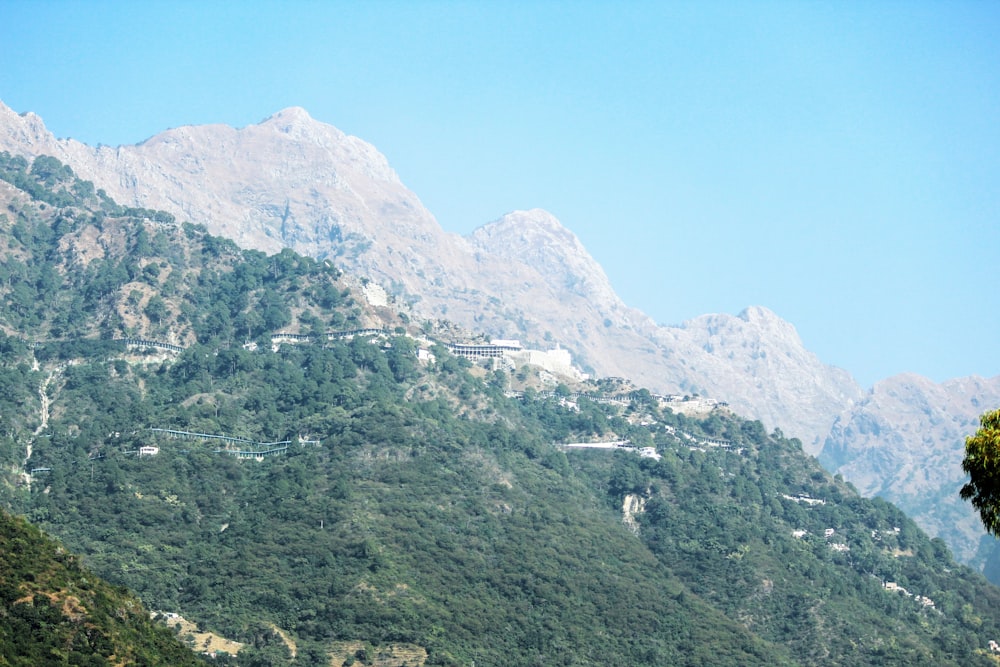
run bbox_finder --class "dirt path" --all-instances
[271,625,297,659]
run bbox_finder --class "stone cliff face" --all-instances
[469,209,629,326]
[4,100,998,568]
[820,374,1000,564]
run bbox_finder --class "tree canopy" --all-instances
[961,409,1000,535]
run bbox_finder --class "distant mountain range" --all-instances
[2,99,998,571]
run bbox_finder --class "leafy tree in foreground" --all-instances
[961,408,1000,535]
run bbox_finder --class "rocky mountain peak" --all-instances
[471,209,608,282]
[475,208,575,240]
[0,100,60,150]
[739,304,785,326]
[468,208,646,340]
[264,105,315,124]
[257,106,325,141]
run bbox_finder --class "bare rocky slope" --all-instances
[2,99,998,570]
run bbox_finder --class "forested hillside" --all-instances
[0,509,205,666]
[2,153,1000,666]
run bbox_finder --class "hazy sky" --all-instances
[1,1,998,387]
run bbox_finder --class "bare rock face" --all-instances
[469,209,627,323]
[821,374,1000,563]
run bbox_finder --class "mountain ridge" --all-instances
[1,99,997,577]
[0,509,205,665]
[0,99,859,447]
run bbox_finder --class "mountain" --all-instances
[0,100,860,452]
[5,160,1000,665]
[820,374,1000,565]
[3,157,1000,665]
[2,100,998,581]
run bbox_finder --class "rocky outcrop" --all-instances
[622,493,646,535]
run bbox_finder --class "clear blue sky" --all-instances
[1,1,998,387]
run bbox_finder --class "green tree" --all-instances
[960,408,1000,535]
[145,295,168,324]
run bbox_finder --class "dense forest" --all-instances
[2,153,1000,666]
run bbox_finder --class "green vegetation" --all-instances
[0,509,204,666]
[2,154,1000,665]
[962,409,1000,535]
